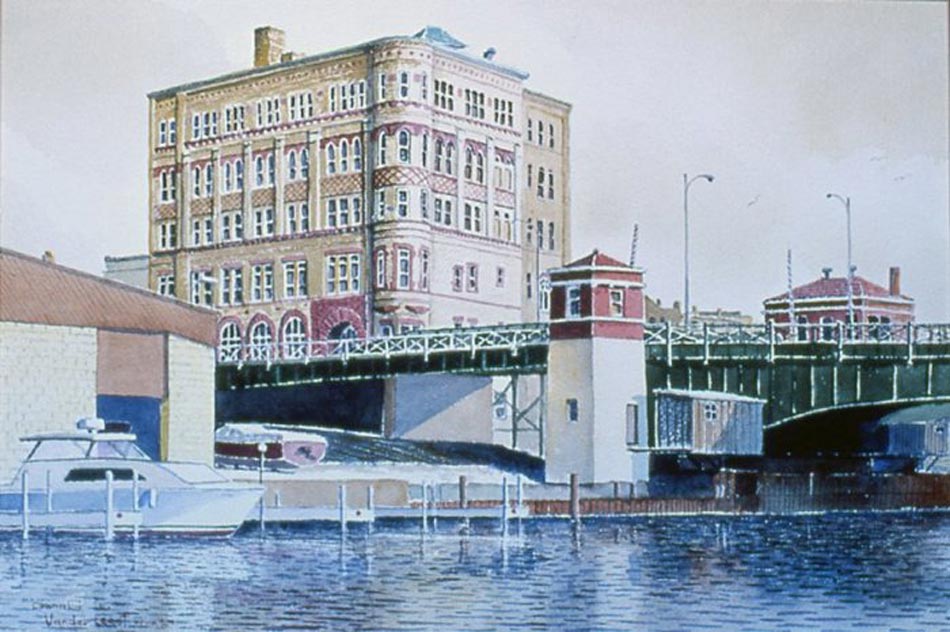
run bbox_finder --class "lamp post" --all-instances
[683,173,715,329]
[825,193,854,333]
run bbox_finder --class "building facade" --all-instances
[147,26,571,358]
[763,266,914,340]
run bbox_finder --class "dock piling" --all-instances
[366,485,375,534]
[104,470,115,541]
[45,470,52,513]
[570,473,580,525]
[338,483,347,537]
[132,469,139,540]
[21,471,29,540]
[422,481,429,533]
[501,477,510,538]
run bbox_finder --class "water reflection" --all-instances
[0,513,948,630]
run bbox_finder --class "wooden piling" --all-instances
[21,471,29,540]
[104,470,115,541]
[570,473,580,524]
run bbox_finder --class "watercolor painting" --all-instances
[1,1,948,630]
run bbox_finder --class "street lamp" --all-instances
[683,173,715,329]
[825,193,854,332]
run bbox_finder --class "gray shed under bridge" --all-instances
[654,389,765,455]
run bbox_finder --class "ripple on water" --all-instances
[1,513,949,630]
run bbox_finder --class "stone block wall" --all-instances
[0,322,97,481]
[166,334,215,464]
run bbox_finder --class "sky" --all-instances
[1,0,947,320]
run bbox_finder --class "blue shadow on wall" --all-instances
[96,395,161,459]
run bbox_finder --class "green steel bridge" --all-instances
[217,322,950,444]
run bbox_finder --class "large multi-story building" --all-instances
[147,26,571,357]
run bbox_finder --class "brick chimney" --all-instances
[254,26,285,67]
[889,266,901,296]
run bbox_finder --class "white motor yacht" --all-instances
[0,418,264,537]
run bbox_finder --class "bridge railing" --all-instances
[645,322,950,363]
[217,322,551,366]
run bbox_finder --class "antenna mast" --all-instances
[629,223,639,267]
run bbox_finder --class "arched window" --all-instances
[435,139,444,172]
[267,153,275,185]
[300,149,309,179]
[329,321,358,340]
[282,316,307,359]
[398,130,411,163]
[219,322,242,362]
[326,143,336,175]
[224,162,233,193]
[255,156,265,187]
[378,132,388,165]
[353,138,362,172]
[476,152,484,184]
[235,159,244,190]
[340,139,349,173]
[464,147,473,180]
[249,321,273,361]
[537,167,545,197]
[287,150,297,181]
[445,143,454,175]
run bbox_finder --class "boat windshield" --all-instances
[27,438,150,461]
[28,440,88,461]
[87,441,150,460]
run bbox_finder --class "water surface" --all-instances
[1,513,948,631]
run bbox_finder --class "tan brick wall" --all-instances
[0,322,98,481]
[165,334,215,464]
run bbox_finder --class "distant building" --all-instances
[645,297,753,327]
[763,266,914,340]
[645,296,682,325]
[103,254,150,288]
[689,306,754,327]
[146,25,572,354]
[0,248,218,480]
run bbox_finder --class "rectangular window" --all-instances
[399,71,409,98]
[288,91,313,121]
[203,217,213,245]
[191,219,201,247]
[567,286,582,319]
[420,190,429,219]
[329,86,337,113]
[157,221,177,250]
[376,190,386,219]
[339,198,350,225]
[190,271,213,306]
[284,260,307,298]
[157,274,175,297]
[526,272,532,299]
[300,203,310,232]
[168,120,176,144]
[452,265,463,292]
[326,199,337,228]
[626,402,640,446]
[420,250,430,290]
[397,248,411,289]
[286,203,298,235]
[463,203,473,231]
[610,289,624,317]
[466,263,478,292]
[221,267,243,305]
[376,250,387,288]
[378,73,387,100]
[220,212,243,241]
[326,254,360,295]
[158,120,167,146]
[397,189,409,218]
[496,266,506,288]
[567,398,579,423]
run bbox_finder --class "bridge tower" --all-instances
[545,250,648,484]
